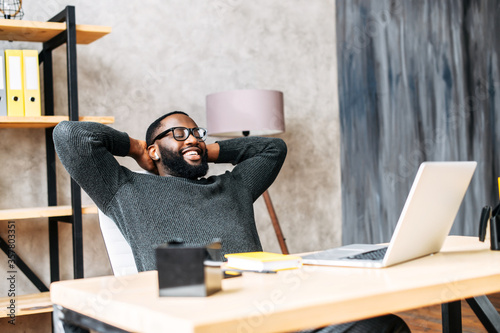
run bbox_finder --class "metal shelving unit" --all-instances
[0,6,112,301]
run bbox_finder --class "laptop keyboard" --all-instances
[343,247,388,260]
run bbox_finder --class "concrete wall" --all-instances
[0,1,340,330]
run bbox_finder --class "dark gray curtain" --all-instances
[337,0,500,244]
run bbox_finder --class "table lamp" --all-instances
[206,89,289,254]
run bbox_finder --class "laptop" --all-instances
[301,161,477,268]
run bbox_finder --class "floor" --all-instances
[396,292,500,333]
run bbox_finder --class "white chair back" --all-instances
[98,209,138,276]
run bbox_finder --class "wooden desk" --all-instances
[50,236,500,332]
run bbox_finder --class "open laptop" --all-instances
[301,161,477,268]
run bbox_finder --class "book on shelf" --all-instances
[224,251,302,272]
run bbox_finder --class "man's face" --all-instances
[152,114,208,179]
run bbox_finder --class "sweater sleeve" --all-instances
[215,137,287,201]
[53,121,131,211]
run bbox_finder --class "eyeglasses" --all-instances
[150,127,207,144]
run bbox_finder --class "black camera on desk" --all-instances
[155,239,223,297]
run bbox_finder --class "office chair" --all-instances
[97,170,151,276]
[98,209,138,276]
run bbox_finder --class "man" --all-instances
[53,111,286,272]
[53,111,409,333]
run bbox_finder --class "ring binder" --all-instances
[5,49,24,116]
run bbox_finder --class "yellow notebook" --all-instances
[224,251,302,272]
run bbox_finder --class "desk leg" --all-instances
[466,296,500,332]
[442,301,462,333]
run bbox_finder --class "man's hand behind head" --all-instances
[128,137,159,175]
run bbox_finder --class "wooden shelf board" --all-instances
[0,116,114,128]
[0,292,52,318]
[73,24,112,44]
[0,205,98,221]
[0,20,111,44]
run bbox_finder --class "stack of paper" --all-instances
[224,251,302,272]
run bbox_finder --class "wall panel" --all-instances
[337,0,500,244]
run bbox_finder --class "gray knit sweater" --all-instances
[53,121,287,272]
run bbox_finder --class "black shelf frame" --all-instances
[39,5,83,282]
[0,5,84,293]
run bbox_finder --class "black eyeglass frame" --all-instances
[150,127,207,144]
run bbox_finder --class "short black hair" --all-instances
[145,111,189,146]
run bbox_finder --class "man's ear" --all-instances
[148,146,159,161]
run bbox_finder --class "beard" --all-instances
[158,145,209,180]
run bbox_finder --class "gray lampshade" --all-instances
[206,89,285,137]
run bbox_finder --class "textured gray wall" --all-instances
[0,3,340,329]
[337,0,500,244]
